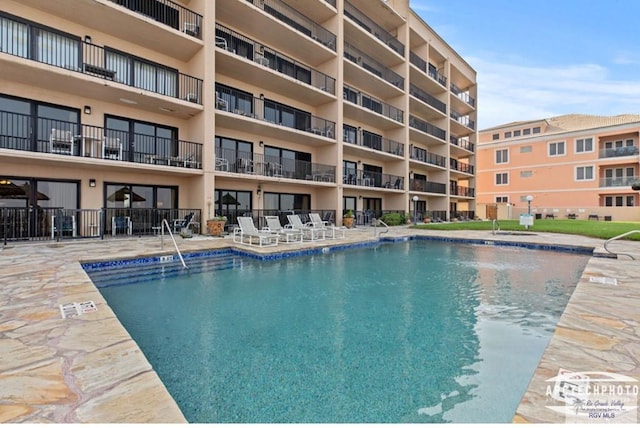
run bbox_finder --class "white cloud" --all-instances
[470,56,640,129]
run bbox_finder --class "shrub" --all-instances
[380,212,406,226]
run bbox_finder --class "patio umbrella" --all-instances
[216,192,240,210]
[0,179,27,198]
[107,187,146,203]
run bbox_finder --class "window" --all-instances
[343,124,357,144]
[106,49,178,97]
[496,196,508,203]
[520,170,533,178]
[215,189,252,218]
[576,166,594,181]
[492,133,499,140]
[264,192,310,212]
[532,127,541,134]
[605,195,635,207]
[523,128,531,135]
[520,145,532,153]
[362,131,382,150]
[106,115,177,162]
[513,130,521,137]
[495,172,508,185]
[495,148,508,164]
[575,137,593,153]
[549,141,565,156]
[504,131,512,138]
[264,145,311,180]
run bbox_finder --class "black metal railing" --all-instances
[409,84,446,114]
[215,147,336,182]
[599,146,639,158]
[216,85,336,138]
[451,210,475,221]
[344,43,404,89]
[409,179,447,194]
[450,135,475,152]
[0,111,202,168]
[410,146,447,168]
[107,0,203,39]
[215,24,336,96]
[343,170,404,190]
[450,82,475,107]
[450,185,475,197]
[0,15,203,104]
[449,158,475,174]
[248,0,336,50]
[343,130,404,156]
[409,115,446,141]
[409,52,447,87]
[344,1,404,56]
[343,85,404,123]
[450,110,475,130]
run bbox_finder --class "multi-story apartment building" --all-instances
[0,0,477,241]
[477,114,640,221]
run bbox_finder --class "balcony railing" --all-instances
[409,52,447,87]
[107,0,203,39]
[343,85,404,123]
[450,185,475,197]
[409,179,447,194]
[343,170,404,190]
[410,146,447,168]
[344,1,404,56]
[599,146,639,158]
[216,86,336,138]
[215,147,335,182]
[0,111,202,168]
[450,82,476,107]
[343,130,404,157]
[248,0,336,50]
[344,43,404,89]
[599,176,639,188]
[409,84,446,114]
[0,16,203,104]
[450,135,475,152]
[409,116,446,141]
[215,24,335,96]
[450,158,475,174]
[451,110,475,130]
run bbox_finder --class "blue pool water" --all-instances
[93,240,589,423]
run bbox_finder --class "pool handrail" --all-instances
[160,219,188,268]
[603,229,640,260]
[373,218,389,237]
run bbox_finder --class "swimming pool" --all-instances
[91,240,590,423]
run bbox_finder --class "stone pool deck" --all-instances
[0,227,638,423]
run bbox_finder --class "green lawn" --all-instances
[412,219,640,240]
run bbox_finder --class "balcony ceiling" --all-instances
[344,21,404,67]
[215,51,335,107]
[18,0,202,62]
[280,0,337,22]
[216,1,335,67]
[344,61,403,100]
[409,96,446,122]
[450,95,475,116]
[409,127,447,147]
[342,143,404,162]
[1,56,203,119]
[409,65,447,95]
[450,119,474,138]
[349,0,406,29]
[343,103,403,132]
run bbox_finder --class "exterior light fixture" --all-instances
[89,178,96,187]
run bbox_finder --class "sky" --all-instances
[411,0,640,130]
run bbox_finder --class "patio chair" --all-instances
[286,214,325,241]
[112,216,132,236]
[233,217,279,247]
[173,212,198,233]
[309,212,346,239]
[49,128,74,155]
[51,214,77,239]
[263,215,303,243]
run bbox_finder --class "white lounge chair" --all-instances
[263,215,303,243]
[308,213,346,239]
[234,216,279,247]
[286,214,325,241]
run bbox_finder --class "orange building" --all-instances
[477,114,640,221]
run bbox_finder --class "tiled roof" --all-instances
[482,113,640,133]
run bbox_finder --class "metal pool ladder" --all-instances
[492,219,501,235]
[160,219,188,268]
[603,230,640,260]
[373,218,389,237]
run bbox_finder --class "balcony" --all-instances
[343,85,404,125]
[450,110,475,131]
[450,158,475,175]
[450,136,475,153]
[409,116,446,141]
[410,146,447,168]
[107,0,203,39]
[343,130,404,157]
[599,146,639,158]
[409,178,447,194]
[344,43,404,97]
[599,176,639,188]
[409,83,447,118]
[409,52,446,87]
[0,16,202,108]
[215,24,336,99]
[0,111,202,169]
[343,170,404,190]
[450,82,475,108]
[344,1,404,57]
[215,148,335,183]
[450,184,475,197]
[215,85,336,142]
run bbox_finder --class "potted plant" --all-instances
[206,214,227,237]
[422,211,432,223]
[632,181,640,191]
[343,209,355,229]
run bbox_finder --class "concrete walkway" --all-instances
[0,227,638,423]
